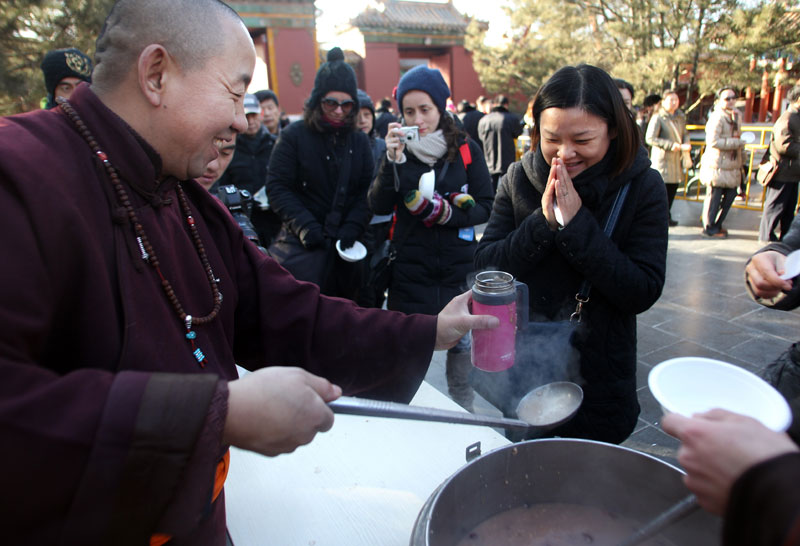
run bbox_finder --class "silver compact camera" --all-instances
[400,126,419,142]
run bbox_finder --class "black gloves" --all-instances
[337,223,361,250]
[300,225,325,249]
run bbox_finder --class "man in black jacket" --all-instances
[460,99,485,152]
[255,89,282,137]
[217,93,280,246]
[759,85,800,242]
[373,97,397,139]
[478,95,523,191]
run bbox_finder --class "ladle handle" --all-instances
[329,396,532,431]
[617,494,698,546]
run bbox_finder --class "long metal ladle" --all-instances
[329,381,583,432]
[617,494,699,546]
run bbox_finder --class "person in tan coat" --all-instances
[698,87,743,238]
[646,90,691,226]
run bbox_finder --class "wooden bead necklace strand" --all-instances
[59,98,221,368]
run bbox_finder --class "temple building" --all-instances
[348,0,487,106]
[229,0,319,115]
[229,0,486,115]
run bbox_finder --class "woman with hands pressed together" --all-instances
[368,65,494,411]
[474,64,668,444]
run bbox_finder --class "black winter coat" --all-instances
[475,146,668,443]
[368,138,494,315]
[460,110,485,152]
[478,107,523,175]
[267,120,374,242]
[217,126,275,195]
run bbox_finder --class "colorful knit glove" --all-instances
[404,189,452,227]
[445,191,475,210]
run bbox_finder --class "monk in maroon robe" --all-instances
[0,1,497,544]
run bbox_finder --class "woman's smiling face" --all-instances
[539,107,612,178]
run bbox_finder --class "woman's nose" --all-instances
[558,144,575,160]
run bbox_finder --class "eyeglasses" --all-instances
[321,97,355,114]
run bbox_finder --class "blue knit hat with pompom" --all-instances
[396,65,450,114]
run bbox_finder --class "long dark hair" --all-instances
[531,64,640,177]
[439,111,466,162]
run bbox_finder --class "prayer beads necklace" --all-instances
[59,98,221,368]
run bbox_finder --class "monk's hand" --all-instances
[223,367,341,456]
[435,291,499,350]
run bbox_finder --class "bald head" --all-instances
[93,0,242,91]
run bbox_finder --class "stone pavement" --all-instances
[424,197,799,468]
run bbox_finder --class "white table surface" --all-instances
[225,380,510,546]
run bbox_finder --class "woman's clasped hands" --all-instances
[542,157,582,231]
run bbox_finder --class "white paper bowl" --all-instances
[418,170,435,200]
[335,240,367,262]
[648,357,792,432]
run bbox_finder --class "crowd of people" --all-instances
[4,0,800,543]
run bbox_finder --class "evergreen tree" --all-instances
[466,0,798,108]
[0,0,113,115]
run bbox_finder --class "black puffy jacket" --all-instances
[368,138,493,315]
[217,126,275,195]
[475,146,668,443]
[266,120,373,242]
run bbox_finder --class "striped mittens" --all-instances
[445,192,475,209]
[404,190,452,227]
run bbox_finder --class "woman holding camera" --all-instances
[368,66,494,411]
[267,48,373,301]
[474,65,668,444]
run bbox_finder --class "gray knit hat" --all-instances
[306,47,358,110]
[357,89,375,115]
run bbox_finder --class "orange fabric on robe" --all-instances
[149,450,231,546]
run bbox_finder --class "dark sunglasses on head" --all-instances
[321,97,355,114]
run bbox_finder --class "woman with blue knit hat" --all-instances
[368,65,494,411]
[267,47,374,301]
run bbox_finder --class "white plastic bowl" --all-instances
[780,249,800,280]
[335,240,367,262]
[418,170,435,200]
[648,357,792,432]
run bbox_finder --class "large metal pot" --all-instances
[410,439,720,545]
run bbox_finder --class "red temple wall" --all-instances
[269,28,316,114]
[449,46,486,104]
[363,42,401,108]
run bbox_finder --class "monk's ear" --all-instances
[137,44,171,107]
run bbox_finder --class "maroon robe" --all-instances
[724,452,800,546]
[0,83,436,545]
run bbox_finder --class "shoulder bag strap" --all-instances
[570,181,631,322]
